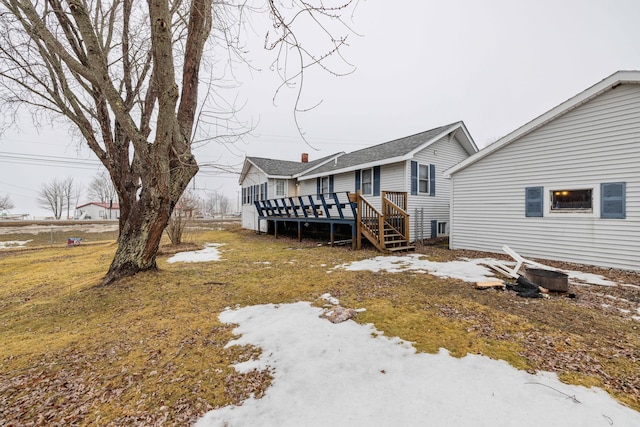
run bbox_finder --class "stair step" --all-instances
[384,233,403,238]
[386,245,415,252]
[384,239,407,245]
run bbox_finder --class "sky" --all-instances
[1,0,640,217]
[162,244,640,426]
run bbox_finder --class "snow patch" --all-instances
[0,239,32,249]
[196,302,640,427]
[167,243,224,263]
[333,254,497,283]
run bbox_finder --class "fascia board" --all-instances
[299,156,408,181]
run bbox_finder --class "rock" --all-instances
[320,306,357,323]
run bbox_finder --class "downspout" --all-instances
[449,176,454,249]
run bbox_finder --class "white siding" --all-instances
[408,135,472,241]
[240,165,268,232]
[450,84,640,272]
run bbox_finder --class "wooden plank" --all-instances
[474,281,504,289]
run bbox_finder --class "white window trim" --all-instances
[418,163,431,195]
[437,221,448,236]
[275,179,286,197]
[545,184,599,218]
[321,176,330,194]
[361,168,373,196]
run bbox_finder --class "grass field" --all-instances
[1,221,638,425]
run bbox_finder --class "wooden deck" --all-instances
[254,191,414,252]
[254,192,357,247]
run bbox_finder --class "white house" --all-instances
[75,202,120,220]
[445,71,640,272]
[239,122,478,245]
[238,153,343,232]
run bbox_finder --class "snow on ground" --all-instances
[166,243,224,263]
[332,254,625,288]
[196,301,640,427]
[0,223,118,235]
[0,239,33,249]
[565,271,618,287]
[331,254,498,283]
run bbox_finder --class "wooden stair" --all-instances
[356,191,414,253]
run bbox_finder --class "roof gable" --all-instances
[239,152,343,184]
[76,202,120,209]
[445,70,640,177]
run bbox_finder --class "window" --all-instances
[361,168,373,195]
[419,164,430,194]
[437,222,447,236]
[275,179,286,197]
[411,161,435,196]
[321,176,330,194]
[551,189,592,211]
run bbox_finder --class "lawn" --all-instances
[0,222,638,425]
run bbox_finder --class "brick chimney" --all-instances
[301,153,309,163]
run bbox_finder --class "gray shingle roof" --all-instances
[247,153,341,177]
[302,123,459,176]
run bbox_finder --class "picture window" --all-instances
[551,189,592,211]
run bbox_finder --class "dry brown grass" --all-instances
[0,225,639,425]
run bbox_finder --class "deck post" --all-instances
[330,223,335,246]
[356,191,362,250]
[298,220,302,241]
[274,220,278,239]
[351,222,357,250]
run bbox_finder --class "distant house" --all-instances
[239,122,478,249]
[445,71,640,272]
[76,202,120,220]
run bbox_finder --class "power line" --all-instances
[0,151,103,170]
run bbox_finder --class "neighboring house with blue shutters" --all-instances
[239,121,478,242]
[445,70,640,272]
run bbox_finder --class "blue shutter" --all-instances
[525,187,543,217]
[410,161,418,195]
[373,166,381,196]
[355,170,361,192]
[431,220,437,238]
[601,182,625,219]
[429,164,436,196]
[242,187,246,205]
[264,182,268,199]
[329,175,334,193]
[316,178,321,196]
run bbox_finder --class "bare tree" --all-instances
[38,178,66,219]
[0,1,356,285]
[0,194,14,210]
[204,192,218,217]
[166,190,200,245]
[218,194,231,218]
[87,171,118,204]
[61,176,76,219]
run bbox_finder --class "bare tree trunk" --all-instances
[102,200,171,285]
[1,0,354,286]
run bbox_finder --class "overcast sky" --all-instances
[1,0,640,217]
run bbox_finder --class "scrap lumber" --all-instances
[475,281,504,290]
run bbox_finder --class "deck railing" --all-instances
[256,190,411,252]
[254,191,356,220]
[382,191,410,245]
[356,195,385,251]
